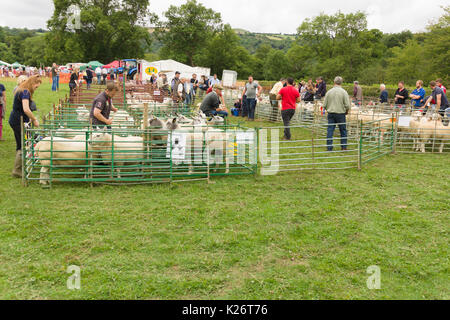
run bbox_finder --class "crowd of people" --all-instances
[1,67,449,178]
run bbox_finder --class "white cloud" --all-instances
[0,0,448,33]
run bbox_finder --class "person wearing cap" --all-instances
[206,84,226,107]
[200,84,228,117]
[353,81,363,106]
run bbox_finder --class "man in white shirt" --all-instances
[101,68,108,85]
[177,78,187,103]
[209,74,220,87]
[95,66,102,84]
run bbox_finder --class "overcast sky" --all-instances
[1,0,448,34]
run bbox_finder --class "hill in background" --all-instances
[233,28,295,53]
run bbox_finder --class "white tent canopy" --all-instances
[138,59,210,83]
[0,60,12,67]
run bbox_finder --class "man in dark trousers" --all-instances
[277,78,300,140]
[86,66,94,90]
[90,82,119,127]
[323,76,351,152]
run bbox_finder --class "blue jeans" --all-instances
[97,74,101,84]
[52,76,58,91]
[247,98,257,120]
[241,97,248,117]
[185,93,192,105]
[327,113,347,151]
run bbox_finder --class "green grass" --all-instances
[0,78,449,299]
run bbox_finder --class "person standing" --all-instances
[242,76,262,121]
[436,78,447,94]
[209,74,220,87]
[102,68,108,85]
[394,81,409,106]
[423,81,449,117]
[303,83,315,102]
[9,75,42,177]
[380,84,389,104]
[184,78,192,105]
[323,76,350,152]
[69,68,80,96]
[89,82,119,127]
[51,63,58,92]
[269,78,286,122]
[410,80,426,109]
[315,77,327,100]
[0,82,6,141]
[190,74,199,103]
[171,72,182,103]
[276,78,300,140]
[353,81,363,105]
[95,66,102,85]
[86,66,94,89]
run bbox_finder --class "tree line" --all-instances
[0,0,448,86]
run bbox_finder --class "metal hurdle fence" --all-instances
[257,117,395,175]
[22,124,258,187]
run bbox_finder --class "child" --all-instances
[231,98,242,117]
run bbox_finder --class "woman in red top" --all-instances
[277,78,300,140]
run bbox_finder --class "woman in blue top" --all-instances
[9,75,42,178]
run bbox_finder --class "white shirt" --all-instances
[95,67,102,74]
[102,68,107,75]
[178,83,184,97]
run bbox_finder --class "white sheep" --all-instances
[35,135,91,185]
[90,130,145,178]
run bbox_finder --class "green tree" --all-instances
[296,11,386,82]
[45,0,152,64]
[423,6,450,84]
[156,0,222,66]
[386,39,429,85]
[263,50,290,80]
[22,35,49,66]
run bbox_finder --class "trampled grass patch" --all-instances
[0,79,448,299]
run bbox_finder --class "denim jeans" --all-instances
[281,109,295,140]
[52,76,58,91]
[56,75,59,90]
[327,113,347,151]
[97,74,101,84]
[247,98,257,120]
[185,93,192,105]
[241,97,248,118]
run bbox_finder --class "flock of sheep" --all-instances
[33,110,231,185]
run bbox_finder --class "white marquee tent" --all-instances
[138,59,210,82]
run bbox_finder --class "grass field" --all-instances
[0,78,448,299]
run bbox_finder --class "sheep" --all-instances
[168,120,232,174]
[35,135,91,185]
[90,130,145,178]
[417,113,449,153]
[54,127,87,139]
